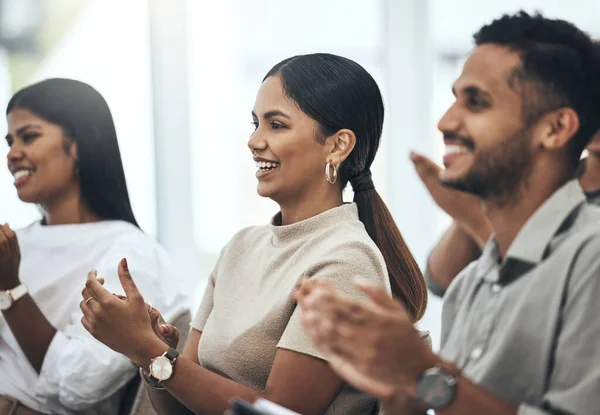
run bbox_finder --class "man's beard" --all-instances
[442,127,534,205]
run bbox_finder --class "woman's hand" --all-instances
[0,223,21,290]
[80,258,167,366]
[148,303,180,350]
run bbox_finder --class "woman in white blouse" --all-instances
[0,78,186,415]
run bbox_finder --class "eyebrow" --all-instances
[452,85,492,100]
[5,124,43,140]
[251,109,291,120]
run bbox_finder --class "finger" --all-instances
[1,224,19,258]
[294,275,313,302]
[117,258,142,301]
[160,323,179,340]
[81,315,92,333]
[326,352,397,400]
[0,224,8,248]
[82,278,105,300]
[85,270,112,302]
[160,324,180,348]
[307,316,359,360]
[80,294,102,317]
[354,279,399,310]
[409,151,440,177]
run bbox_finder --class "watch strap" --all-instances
[139,367,166,391]
[9,283,28,303]
[165,347,179,362]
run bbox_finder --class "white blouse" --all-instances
[0,220,188,414]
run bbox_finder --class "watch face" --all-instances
[0,292,12,311]
[417,369,457,409]
[150,356,173,381]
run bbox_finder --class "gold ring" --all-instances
[85,297,95,305]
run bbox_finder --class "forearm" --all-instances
[148,387,196,415]
[3,294,56,372]
[438,375,517,415]
[428,223,481,289]
[139,341,262,415]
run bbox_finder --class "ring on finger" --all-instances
[85,297,95,305]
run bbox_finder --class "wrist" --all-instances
[458,216,493,248]
[133,335,170,369]
[0,278,21,291]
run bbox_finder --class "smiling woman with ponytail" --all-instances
[78,53,427,415]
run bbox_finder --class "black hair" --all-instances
[474,11,600,168]
[265,54,427,320]
[7,78,139,227]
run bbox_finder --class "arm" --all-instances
[426,223,482,294]
[84,260,347,415]
[148,329,200,415]
[0,224,56,372]
[410,152,493,294]
[142,340,345,415]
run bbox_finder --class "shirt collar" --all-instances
[476,180,586,280]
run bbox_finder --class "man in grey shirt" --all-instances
[414,133,600,298]
[295,11,600,414]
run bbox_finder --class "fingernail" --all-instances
[121,258,128,271]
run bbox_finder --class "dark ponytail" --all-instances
[265,54,428,321]
[351,172,427,320]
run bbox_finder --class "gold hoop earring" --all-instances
[325,162,338,184]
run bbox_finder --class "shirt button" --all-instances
[470,346,484,361]
[491,284,501,294]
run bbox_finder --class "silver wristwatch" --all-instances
[141,348,179,390]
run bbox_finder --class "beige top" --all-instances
[193,203,391,414]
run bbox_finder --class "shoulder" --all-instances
[305,221,389,288]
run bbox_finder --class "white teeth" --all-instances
[445,145,468,155]
[255,161,280,170]
[13,170,32,180]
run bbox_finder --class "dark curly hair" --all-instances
[473,11,600,168]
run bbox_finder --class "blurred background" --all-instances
[0,0,598,350]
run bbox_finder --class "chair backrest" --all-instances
[120,308,192,415]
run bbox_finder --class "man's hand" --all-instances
[296,277,439,401]
[410,152,492,246]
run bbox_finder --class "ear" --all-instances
[68,141,78,162]
[325,129,356,165]
[537,107,579,151]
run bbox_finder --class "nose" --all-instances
[6,140,24,167]
[247,128,267,154]
[437,102,462,138]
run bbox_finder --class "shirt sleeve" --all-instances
[191,272,216,332]
[516,237,600,414]
[423,251,448,298]
[277,241,389,360]
[34,237,185,411]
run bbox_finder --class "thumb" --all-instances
[354,278,398,309]
[117,258,140,299]
[409,151,441,182]
[159,323,177,337]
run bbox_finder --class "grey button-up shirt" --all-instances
[440,180,600,415]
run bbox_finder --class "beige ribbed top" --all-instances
[192,203,391,414]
